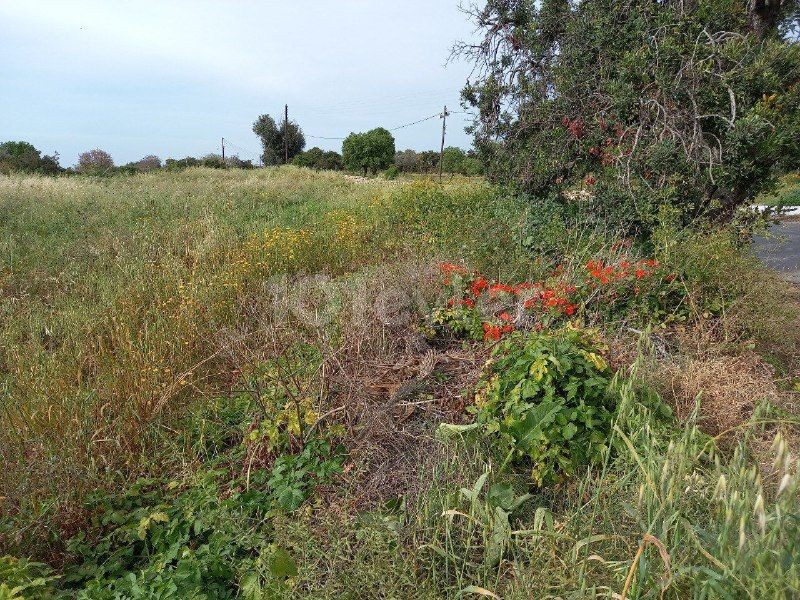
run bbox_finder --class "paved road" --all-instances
[753,221,800,283]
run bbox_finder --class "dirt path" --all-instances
[753,220,800,283]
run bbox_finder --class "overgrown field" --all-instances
[1,167,799,598]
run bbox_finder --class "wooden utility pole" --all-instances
[284,104,289,164]
[221,138,225,163]
[438,105,449,182]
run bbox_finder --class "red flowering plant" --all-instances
[427,253,685,343]
[579,254,685,323]
[426,263,581,343]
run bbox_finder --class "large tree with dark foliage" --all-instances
[459,0,800,233]
[0,141,61,175]
[253,114,306,165]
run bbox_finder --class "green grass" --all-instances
[1,167,799,598]
[757,173,800,207]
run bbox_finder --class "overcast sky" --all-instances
[1,1,479,167]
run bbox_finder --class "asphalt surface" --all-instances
[752,220,800,283]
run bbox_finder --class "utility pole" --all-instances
[438,105,449,183]
[221,138,225,164]
[284,104,289,164]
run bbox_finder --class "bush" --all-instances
[383,165,399,180]
[471,327,615,485]
[77,148,114,175]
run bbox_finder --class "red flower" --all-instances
[447,298,456,307]
[499,312,511,322]
[502,324,513,333]
[471,277,488,297]
[565,304,576,316]
[489,283,515,297]
[635,269,647,279]
[483,323,501,342]
[524,298,537,310]
[584,175,597,185]
[463,298,475,309]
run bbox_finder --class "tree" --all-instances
[441,146,467,174]
[418,150,440,173]
[253,114,306,165]
[320,150,343,171]
[132,155,161,172]
[77,149,114,174]
[459,0,800,232]
[0,141,61,175]
[165,157,200,171]
[395,149,419,173]
[342,128,396,176]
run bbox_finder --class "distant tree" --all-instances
[342,128,396,176]
[164,156,200,171]
[253,114,306,165]
[225,155,254,169]
[132,155,162,172]
[441,146,467,174]
[77,149,114,174]
[0,141,61,175]
[418,150,440,173]
[395,149,419,173]
[201,154,227,169]
[293,147,343,171]
[461,156,484,176]
[293,147,324,168]
[320,150,343,171]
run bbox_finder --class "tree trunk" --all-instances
[748,0,782,38]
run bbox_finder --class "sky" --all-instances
[0,1,480,167]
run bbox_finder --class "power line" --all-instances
[305,111,444,142]
[388,113,440,131]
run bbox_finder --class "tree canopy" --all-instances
[342,128,396,175]
[0,141,61,175]
[253,114,306,165]
[460,0,800,233]
[293,147,343,170]
[77,149,114,175]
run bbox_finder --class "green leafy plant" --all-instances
[472,327,615,485]
[266,439,343,511]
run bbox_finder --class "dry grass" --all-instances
[657,353,785,434]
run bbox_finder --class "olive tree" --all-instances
[342,128,395,176]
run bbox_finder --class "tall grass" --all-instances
[0,168,530,556]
